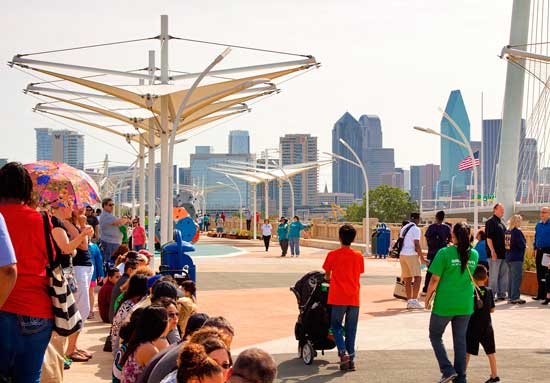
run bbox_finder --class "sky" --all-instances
[0,0,515,191]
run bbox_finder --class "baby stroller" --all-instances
[290,271,336,365]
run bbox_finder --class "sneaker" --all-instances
[348,361,356,371]
[438,373,458,383]
[511,299,526,304]
[409,299,424,310]
[495,297,507,302]
[541,299,550,305]
[406,300,414,310]
[485,377,500,383]
[339,353,350,371]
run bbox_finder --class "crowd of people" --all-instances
[0,162,277,383]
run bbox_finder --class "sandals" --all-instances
[77,349,92,359]
[67,351,90,362]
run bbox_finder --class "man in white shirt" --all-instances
[399,213,426,309]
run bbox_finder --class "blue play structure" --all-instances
[175,216,198,243]
[374,223,391,259]
[160,230,196,283]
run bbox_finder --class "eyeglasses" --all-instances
[107,203,114,207]
[132,221,138,224]
[168,312,179,318]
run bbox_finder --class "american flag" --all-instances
[458,151,480,171]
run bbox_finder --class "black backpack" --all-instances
[389,223,415,258]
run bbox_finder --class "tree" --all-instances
[345,185,419,223]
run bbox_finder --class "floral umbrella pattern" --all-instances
[24,160,101,208]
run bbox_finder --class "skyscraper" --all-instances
[440,90,470,196]
[332,112,364,198]
[228,130,250,154]
[359,114,395,189]
[35,128,84,169]
[279,134,318,207]
[410,164,440,209]
[358,115,382,148]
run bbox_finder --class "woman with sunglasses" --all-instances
[131,218,146,251]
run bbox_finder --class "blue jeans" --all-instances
[507,261,524,301]
[289,237,300,256]
[429,313,470,383]
[0,311,53,383]
[330,305,360,361]
[101,240,121,267]
[489,259,509,299]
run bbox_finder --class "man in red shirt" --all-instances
[322,224,364,371]
[98,267,121,323]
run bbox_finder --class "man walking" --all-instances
[400,213,426,309]
[323,224,364,371]
[485,203,508,301]
[245,210,252,231]
[422,211,451,296]
[99,198,129,265]
[533,207,550,301]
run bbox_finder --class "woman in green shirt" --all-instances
[425,222,478,383]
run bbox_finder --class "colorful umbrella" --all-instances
[24,160,101,208]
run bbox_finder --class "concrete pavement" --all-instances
[64,236,550,382]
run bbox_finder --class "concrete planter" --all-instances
[520,270,538,296]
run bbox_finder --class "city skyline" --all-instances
[1,1,517,192]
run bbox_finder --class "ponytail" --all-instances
[453,222,471,273]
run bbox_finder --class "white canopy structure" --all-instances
[10,15,320,251]
[209,159,333,239]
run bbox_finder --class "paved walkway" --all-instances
[65,236,550,382]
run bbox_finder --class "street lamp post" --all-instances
[325,138,370,256]
[414,113,479,234]
[450,175,456,209]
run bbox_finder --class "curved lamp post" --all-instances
[414,112,479,235]
[324,137,370,256]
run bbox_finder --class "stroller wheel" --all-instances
[302,341,314,365]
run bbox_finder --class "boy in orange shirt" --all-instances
[322,224,365,371]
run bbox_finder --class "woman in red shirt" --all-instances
[0,162,54,383]
[131,218,146,251]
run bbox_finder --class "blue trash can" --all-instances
[160,229,196,282]
[376,223,391,259]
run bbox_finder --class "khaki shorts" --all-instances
[400,255,421,278]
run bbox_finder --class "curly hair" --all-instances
[176,343,222,383]
[188,326,231,348]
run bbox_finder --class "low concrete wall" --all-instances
[220,217,536,254]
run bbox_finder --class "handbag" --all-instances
[393,277,415,300]
[41,212,83,336]
[389,223,415,258]
[466,265,484,310]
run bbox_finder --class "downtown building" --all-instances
[279,134,319,209]
[410,164,440,210]
[439,90,471,198]
[228,130,250,154]
[332,112,395,199]
[35,128,85,169]
[189,146,253,211]
[482,118,535,201]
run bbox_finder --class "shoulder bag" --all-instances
[41,212,83,336]
[466,262,484,310]
[389,223,414,259]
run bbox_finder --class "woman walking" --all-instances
[277,217,289,257]
[505,214,526,305]
[288,215,309,257]
[425,222,479,383]
[261,219,272,252]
